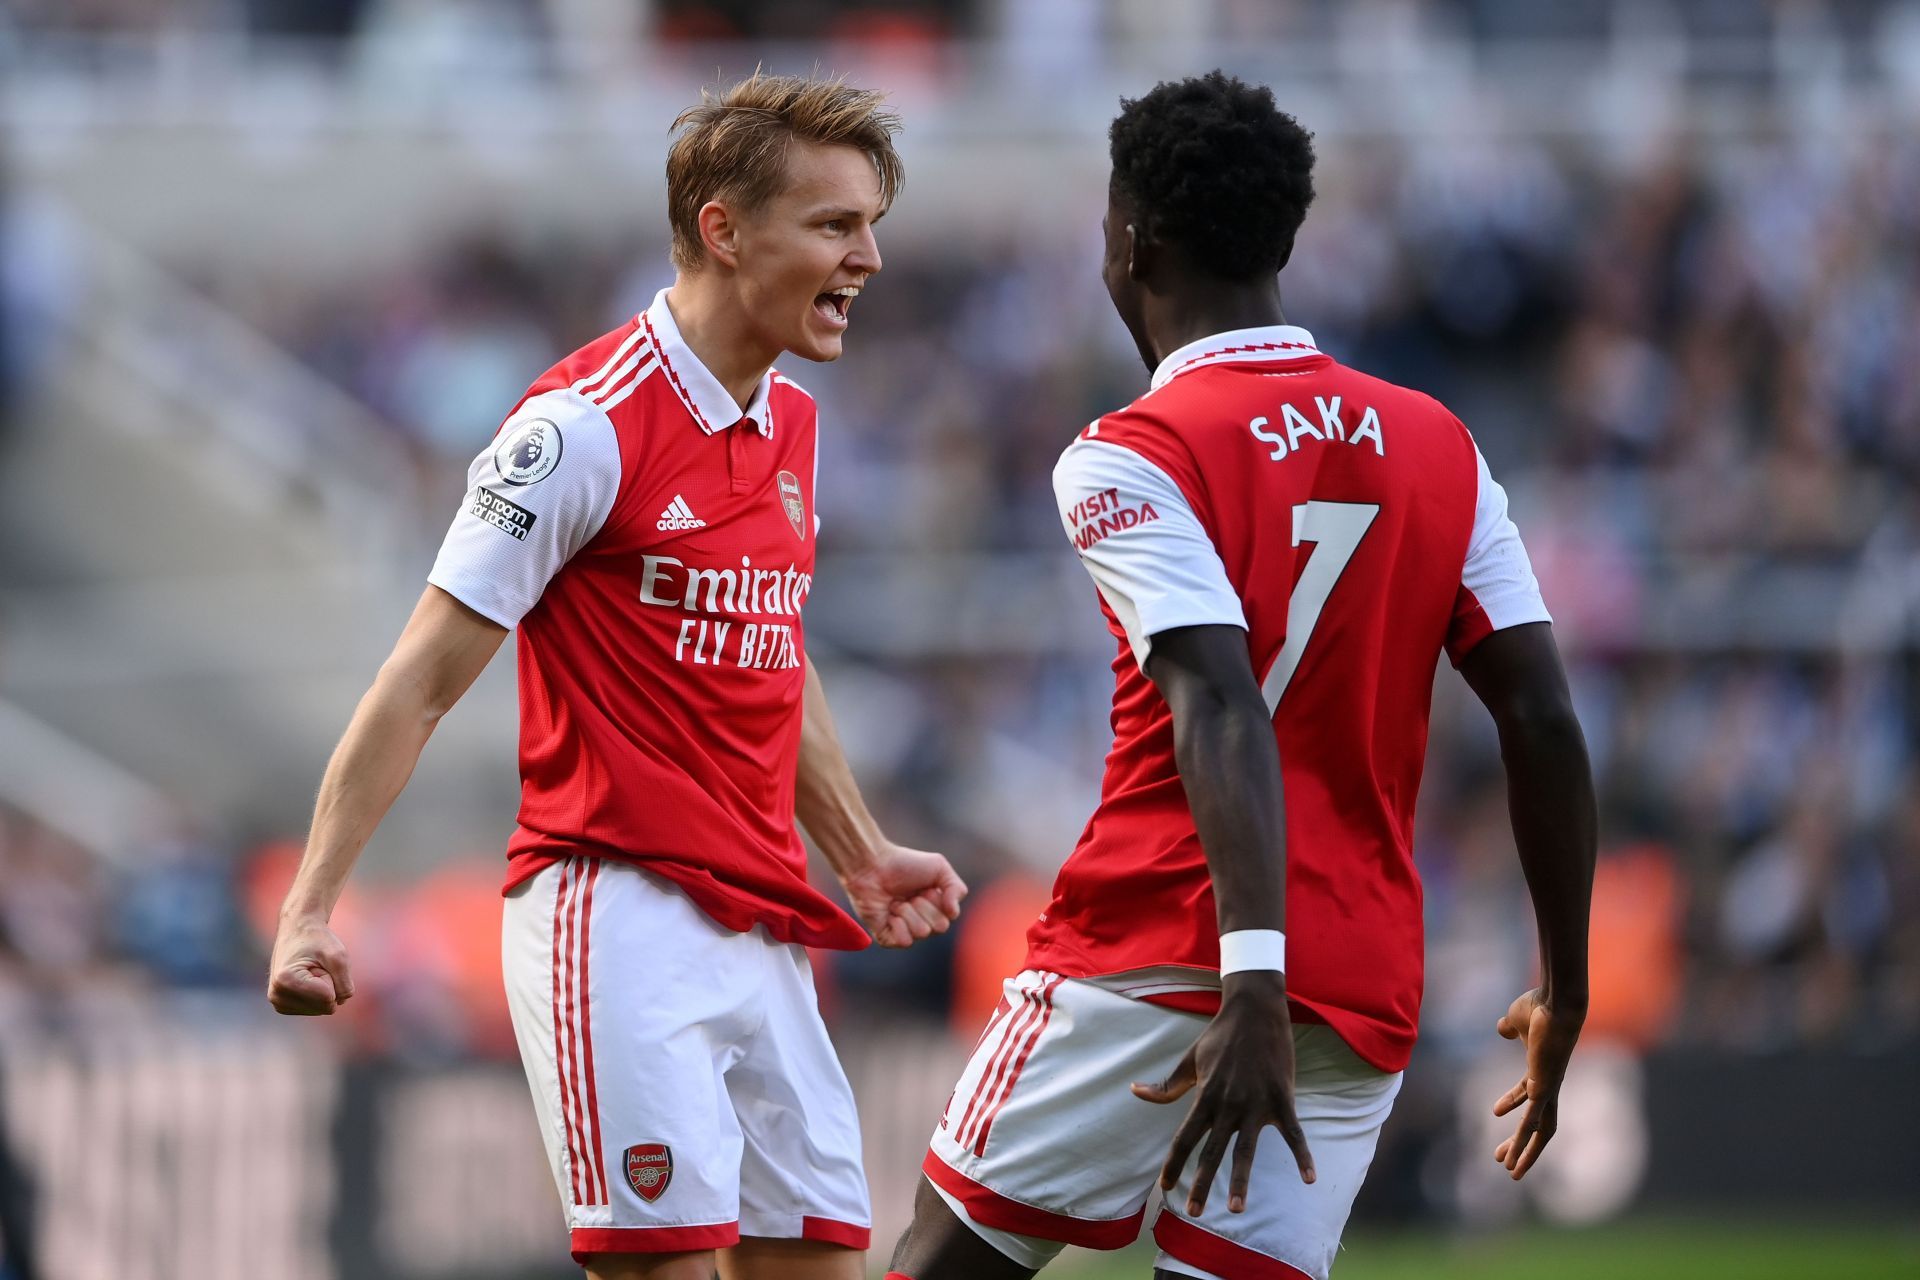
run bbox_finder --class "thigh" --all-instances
[889,1174,1040,1280]
[584,1251,716,1280]
[725,938,871,1250]
[503,858,759,1263]
[1151,1026,1403,1280]
[719,1235,863,1280]
[923,972,1202,1257]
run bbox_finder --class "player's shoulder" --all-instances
[769,368,814,402]
[1052,413,1197,514]
[501,315,668,445]
[1319,359,1471,435]
[479,321,652,477]
[523,317,642,401]
[1070,392,1190,458]
[769,368,819,427]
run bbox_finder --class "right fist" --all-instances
[267,918,355,1015]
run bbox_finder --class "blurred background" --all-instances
[1,0,1918,1277]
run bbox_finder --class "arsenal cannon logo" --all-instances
[624,1143,673,1202]
[777,470,806,540]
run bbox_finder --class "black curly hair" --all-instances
[1109,72,1317,281]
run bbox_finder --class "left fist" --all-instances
[842,845,967,948]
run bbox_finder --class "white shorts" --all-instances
[925,970,1401,1280]
[502,857,870,1262]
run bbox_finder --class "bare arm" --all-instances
[796,657,885,881]
[797,656,965,948]
[1458,620,1597,1177]
[1150,625,1289,937]
[267,586,508,1014]
[1132,623,1315,1217]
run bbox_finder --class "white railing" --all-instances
[55,220,418,565]
[0,698,171,865]
[1,15,1916,145]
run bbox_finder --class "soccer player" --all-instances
[888,73,1596,1280]
[264,74,966,1280]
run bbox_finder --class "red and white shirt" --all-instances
[1027,325,1550,1071]
[428,288,867,951]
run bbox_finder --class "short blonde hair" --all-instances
[666,72,905,271]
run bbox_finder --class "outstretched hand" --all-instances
[1132,973,1315,1216]
[1490,986,1584,1179]
[842,844,967,948]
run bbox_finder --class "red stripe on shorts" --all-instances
[972,975,1063,1156]
[958,985,1042,1148]
[800,1216,872,1249]
[570,1221,739,1261]
[921,1150,1146,1249]
[942,995,1012,1131]
[551,860,588,1205]
[564,860,595,1203]
[1153,1213,1314,1279]
[577,859,607,1204]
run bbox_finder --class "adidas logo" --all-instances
[656,495,706,531]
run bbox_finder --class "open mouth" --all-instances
[813,286,857,327]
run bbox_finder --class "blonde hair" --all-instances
[667,72,905,271]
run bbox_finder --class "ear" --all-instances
[1125,222,1153,283]
[697,201,742,270]
[1276,234,1295,273]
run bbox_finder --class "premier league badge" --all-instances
[494,418,562,485]
[777,470,806,540]
[624,1143,672,1202]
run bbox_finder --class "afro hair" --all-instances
[1109,72,1317,281]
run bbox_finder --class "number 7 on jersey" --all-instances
[1260,501,1380,712]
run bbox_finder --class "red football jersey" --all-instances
[428,289,867,951]
[1026,325,1550,1071]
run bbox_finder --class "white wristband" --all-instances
[1218,929,1286,977]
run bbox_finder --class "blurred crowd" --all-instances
[7,0,1917,77]
[2,123,1915,1070]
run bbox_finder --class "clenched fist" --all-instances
[266,916,355,1016]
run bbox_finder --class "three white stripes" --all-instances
[553,859,608,1207]
[572,324,657,411]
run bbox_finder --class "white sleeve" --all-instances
[1460,443,1551,632]
[426,389,622,628]
[1053,437,1247,671]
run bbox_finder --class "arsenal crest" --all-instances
[624,1143,672,1202]
[777,470,806,540]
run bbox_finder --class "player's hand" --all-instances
[841,844,967,949]
[1133,972,1315,1215]
[266,915,355,1016]
[1490,986,1585,1179]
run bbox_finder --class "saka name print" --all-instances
[470,488,537,541]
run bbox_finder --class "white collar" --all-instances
[643,289,775,437]
[1149,324,1322,392]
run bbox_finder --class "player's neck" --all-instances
[1146,285,1287,367]
[664,277,779,413]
